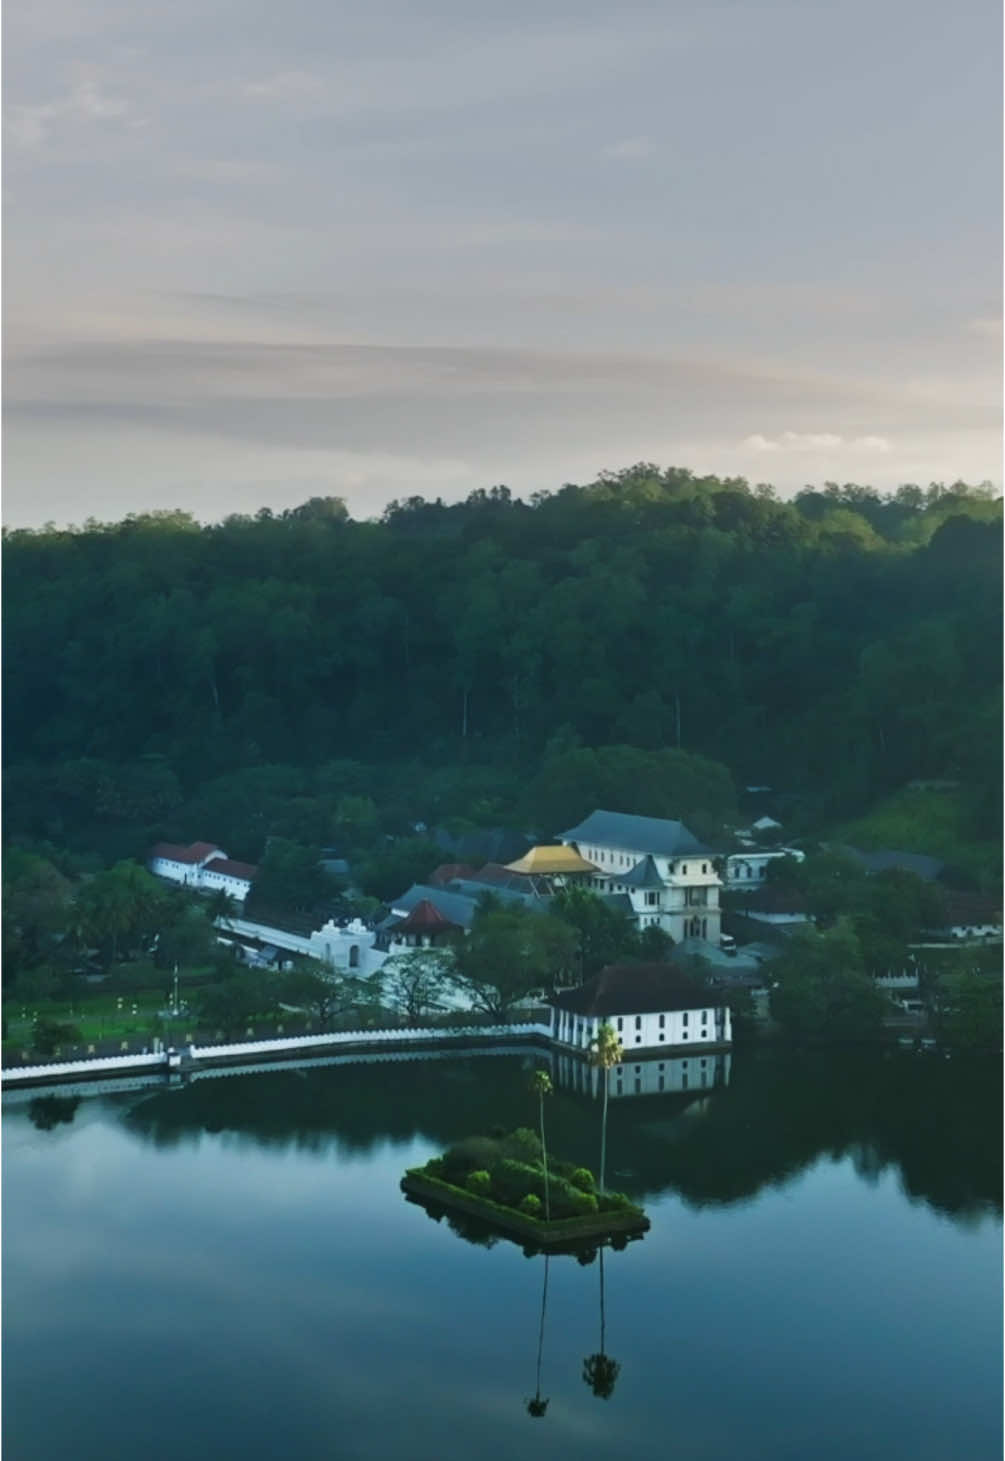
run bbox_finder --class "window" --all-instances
[634,1078,641,1093]
[616,1081,623,1095]
[646,891,658,906]
[658,1076,665,1092]
[616,1017,623,1031]
[702,863,708,873]
[635,1035,641,1043]
[682,1012,689,1026]
[682,1031,688,1040]
[682,1073,688,1089]
[658,1033,664,1041]
[635,1015,641,1029]
[634,1065,641,1073]
[659,1014,665,1028]
[682,863,688,874]
[658,1063,665,1071]
[702,1009,708,1024]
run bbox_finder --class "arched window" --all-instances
[349,944,360,969]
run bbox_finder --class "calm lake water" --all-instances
[3,1046,1001,1461]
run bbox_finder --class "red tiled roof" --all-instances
[150,841,222,865]
[397,898,459,932]
[930,892,1002,927]
[203,857,258,883]
[551,962,715,1016]
[429,863,477,886]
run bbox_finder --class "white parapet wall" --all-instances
[1,1023,553,1086]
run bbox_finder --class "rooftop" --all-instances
[551,961,717,1016]
[150,841,222,866]
[560,810,710,858]
[204,856,258,882]
[505,844,598,875]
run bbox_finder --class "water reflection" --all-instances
[555,1050,731,1099]
[7,1045,1000,1224]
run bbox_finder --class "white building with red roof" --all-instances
[149,842,258,902]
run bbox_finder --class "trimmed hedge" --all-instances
[466,1169,492,1196]
[519,1193,543,1216]
[569,1167,595,1193]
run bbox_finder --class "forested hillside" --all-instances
[3,465,1001,870]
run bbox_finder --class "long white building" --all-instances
[149,841,258,903]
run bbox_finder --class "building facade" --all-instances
[149,841,258,902]
[549,962,732,1056]
[559,809,722,946]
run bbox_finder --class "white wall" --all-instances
[551,1003,731,1050]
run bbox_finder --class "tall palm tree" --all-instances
[529,1067,553,1219]
[582,1247,621,1401]
[526,1255,551,1418]
[588,1021,623,1193]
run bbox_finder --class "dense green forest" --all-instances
[3,465,1001,875]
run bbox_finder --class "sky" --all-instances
[3,0,1002,527]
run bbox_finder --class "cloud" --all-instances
[600,136,654,160]
[742,431,891,454]
[967,316,1003,338]
[6,77,137,149]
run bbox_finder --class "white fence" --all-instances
[2,1052,167,1084]
[1,1022,553,1087]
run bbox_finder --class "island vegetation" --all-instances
[402,1121,649,1251]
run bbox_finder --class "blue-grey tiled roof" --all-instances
[560,810,710,857]
[621,854,665,889]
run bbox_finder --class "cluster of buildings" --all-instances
[147,806,1000,1074]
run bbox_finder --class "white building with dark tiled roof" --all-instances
[559,809,722,946]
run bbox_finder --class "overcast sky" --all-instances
[4,0,1001,526]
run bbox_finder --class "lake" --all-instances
[3,1045,1001,1461]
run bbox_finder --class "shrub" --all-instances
[569,1167,596,1193]
[519,1193,543,1217]
[568,1190,599,1215]
[501,1127,543,1164]
[422,1156,445,1179]
[491,1159,544,1207]
[465,1170,492,1196]
[441,1136,502,1181]
[597,1190,634,1213]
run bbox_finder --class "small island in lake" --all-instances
[401,1126,650,1251]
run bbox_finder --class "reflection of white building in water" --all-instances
[555,1049,731,1099]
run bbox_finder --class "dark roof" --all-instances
[431,827,533,865]
[397,898,459,933]
[927,892,1002,928]
[621,855,665,890]
[560,810,710,857]
[597,893,635,916]
[429,863,477,886]
[551,962,717,1016]
[744,884,810,914]
[389,884,481,930]
[831,844,945,881]
[150,841,222,866]
[204,857,258,882]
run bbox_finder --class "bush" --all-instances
[32,1018,82,1056]
[501,1127,543,1164]
[465,1169,492,1196]
[491,1159,544,1207]
[569,1167,596,1193]
[597,1190,634,1213]
[567,1190,599,1215]
[422,1156,445,1179]
[519,1193,543,1217]
[441,1136,502,1182]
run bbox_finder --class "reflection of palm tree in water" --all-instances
[526,1256,550,1418]
[582,1247,621,1400]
